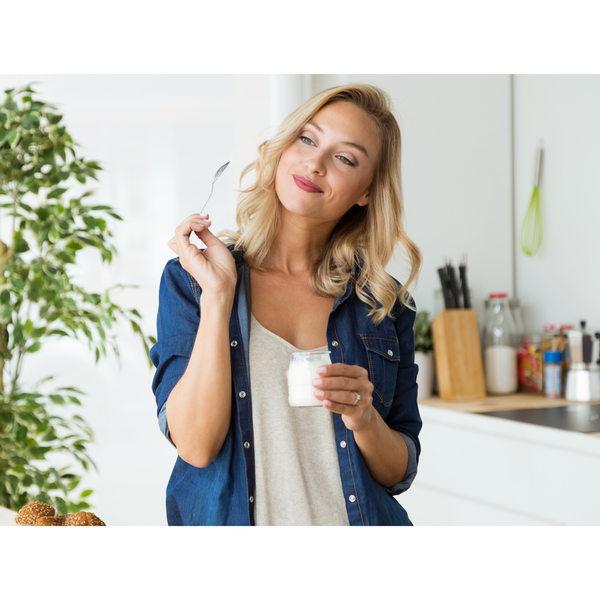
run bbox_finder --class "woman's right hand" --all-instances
[168,213,237,300]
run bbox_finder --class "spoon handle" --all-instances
[199,184,215,215]
[200,161,230,215]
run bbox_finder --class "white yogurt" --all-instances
[288,350,332,407]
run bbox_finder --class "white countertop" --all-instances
[0,506,18,526]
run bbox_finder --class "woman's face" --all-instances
[275,101,380,224]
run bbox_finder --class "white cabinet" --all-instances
[399,405,600,525]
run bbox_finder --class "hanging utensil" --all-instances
[520,145,543,256]
[199,161,230,215]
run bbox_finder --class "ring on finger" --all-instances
[352,392,361,406]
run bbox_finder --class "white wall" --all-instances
[513,75,600,334]
[315,75,514,321]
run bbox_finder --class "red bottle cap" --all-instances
[489,293,508,298]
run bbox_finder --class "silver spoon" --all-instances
[200,161,230,215]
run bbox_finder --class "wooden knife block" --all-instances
[431,309,486,401]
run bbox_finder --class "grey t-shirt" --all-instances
[249,313,349,526]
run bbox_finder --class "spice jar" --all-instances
[544,351,563,399]
[518,333,543,392]
[541,324,565,391]
[483,293,518,394]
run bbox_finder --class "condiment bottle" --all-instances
[483,293,518,394]
[542,324,561,353]
[559,324,573,392]
[544,351,563,399]
[518,333,543,392]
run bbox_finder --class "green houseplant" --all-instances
[413,310,433,355]
[413,310,434,399]
[0,83,156,514]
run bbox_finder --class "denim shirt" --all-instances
[150,246,422,526]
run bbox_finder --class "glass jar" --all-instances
[518,333,543,392]
[483,293,518,394]
[287,350,332,407]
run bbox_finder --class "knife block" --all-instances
[431,309,486,401]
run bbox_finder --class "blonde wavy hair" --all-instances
[217,83,422,325]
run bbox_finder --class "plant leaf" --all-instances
[26,341,42,353]
[8,129,21,148]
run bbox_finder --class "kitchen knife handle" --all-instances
[447,265,461,309]
[438,267,455,309]
[459,265,471,309]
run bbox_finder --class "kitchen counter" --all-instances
[419,391,600,412]
[419,393,600,436]
[397,392,600,525]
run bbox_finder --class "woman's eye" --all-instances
[299,135,354,167]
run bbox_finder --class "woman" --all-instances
[150,83,423,526]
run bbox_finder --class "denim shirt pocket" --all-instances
[360,335,400,408]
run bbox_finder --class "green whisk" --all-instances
[520,146,544,256]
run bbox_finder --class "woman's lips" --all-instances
[293,175,323,193]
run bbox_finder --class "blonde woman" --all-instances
[150,83,423,526]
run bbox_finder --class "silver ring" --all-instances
[353,392,361,406]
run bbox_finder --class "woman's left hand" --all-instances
[312,363,375,431]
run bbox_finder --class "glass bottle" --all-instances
[483,293,518,394]
[509,299,525,350]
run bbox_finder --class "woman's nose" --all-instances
[304,152,326,174]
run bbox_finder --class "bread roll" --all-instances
[14,501,57,526]
[15,501,106,526]
[35,516,62,526]
[62,511,106,526]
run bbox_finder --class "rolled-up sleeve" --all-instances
[150,258,201,448]
[383,294,422,495]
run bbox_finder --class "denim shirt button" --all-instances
[244,441,250,449]
[249,496,254,503]
[340,441,347,448]
[387,349,393,356]
[231,340,238,347]
[349,495,356,503]
[239,391,246,398]
[332,341,339,347]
